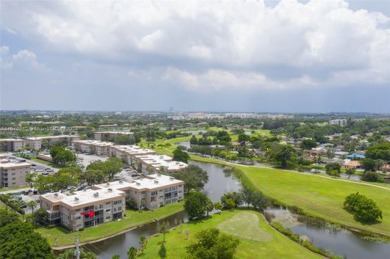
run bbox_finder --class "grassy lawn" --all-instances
[239,166,390,237]
[0,185,28,193]
[36,203,184,247]
[140,210,321,259]
[245,128,272,137]
[140,136,193,156]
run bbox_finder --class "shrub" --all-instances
[344,192,382,223]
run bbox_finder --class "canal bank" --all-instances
[45,157,390,258]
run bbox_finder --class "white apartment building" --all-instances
[0,139,24,152]
[134,154,188,174]
[111,145,156,166]
[72,140,115,156]
[72,140,188,174]
[25,135,80,150]
[40,188,125,231]
[94,175,184,210]
[329,119,348,127]
[0,160,31,187]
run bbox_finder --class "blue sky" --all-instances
[1,0,389,113]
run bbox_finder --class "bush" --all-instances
[344,192,382,223]
[360,171,384,183]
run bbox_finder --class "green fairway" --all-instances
[36,203,184,247]
[239,166,390,237]
[140,210,321,259]
[218,211,272,241]
[140,136,192,156]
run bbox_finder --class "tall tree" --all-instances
[25,172,37,189]
[50,146,76,166]
[158,242,167,258]
[0,222,54,259]
[184,191,212,219]
[170,165,208,194]
[173,147,190,163]
[269,144,298,169]
[27,200,37,214]
[186,228,239,259]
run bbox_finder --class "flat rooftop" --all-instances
[0,161,31,168]
[73,140,114,146]
[95,174,184,191]
[113,145,156,155]
[41,188,125,207]
[136,154,187,171]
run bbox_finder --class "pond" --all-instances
[83,161,241,258]
[176,141,190,149]
[84,211,187,258]
[265,208,390,259]
[83,162,389,259]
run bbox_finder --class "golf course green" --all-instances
[140,210,321,258]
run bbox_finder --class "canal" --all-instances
[84,161,390,259]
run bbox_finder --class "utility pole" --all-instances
[75,236,80,259]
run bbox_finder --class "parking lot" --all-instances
[76,153,138,182]
[76,153,108,168]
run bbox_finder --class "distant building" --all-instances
[343,160,361,169]
[24,135,80,150]
[40,188,125,231]
[72,140,115,156]
[0,139,24,152]
[72,140,188,174]
[0,159,31,187]
[329,119,348,127]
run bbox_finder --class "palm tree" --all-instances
[27,200,38,214]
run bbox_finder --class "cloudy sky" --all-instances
[1,0,389,113]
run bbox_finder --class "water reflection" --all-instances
[189,161,242,202]
[266,208,390,259]
[83,162,389,259]
[83,161,241,258]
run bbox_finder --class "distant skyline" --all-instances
[1,0,389,113]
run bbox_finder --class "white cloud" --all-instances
[0,46,49,72]
[1,0,389,90]
[163,67,317,92]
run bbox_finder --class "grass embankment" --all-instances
[0,185,28,193]
[36,203,184,248]
[140,210,321,259]
[239,166,390,237]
